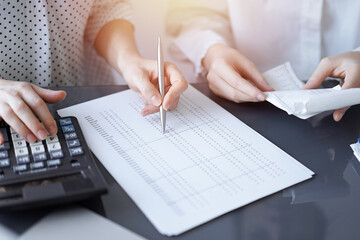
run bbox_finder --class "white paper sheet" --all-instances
[263,62,360,119]
[19,207,146,240]
[58,86,313,236]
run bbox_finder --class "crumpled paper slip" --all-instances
[263,62,360,119]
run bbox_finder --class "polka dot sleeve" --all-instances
[85,0,133,45]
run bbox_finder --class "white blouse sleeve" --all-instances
[85,0,133,45]
[166,0,234,76]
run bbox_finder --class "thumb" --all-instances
[303,58,335,89]
[341,67,360,90]
[136,78,162,106]
[333,106,350,122]
[32,85,67,104]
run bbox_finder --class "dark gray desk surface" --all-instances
[1,83,360,240]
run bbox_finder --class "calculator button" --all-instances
[61,125,75,133]
[14,139,27,149]
[30,140,43,146]
[47,142,62,151]
[16,155,30,164]
[59,118,72,126]
[13,164,27,173]
[50,150,64,159]
[0,142,10,150]
[0,151,9,159]
[10,127,16,134]
[31,145,45,155]
[15,147,29,157]
[34,152,47,162]
[12,133,24,141]
[47,159,61,167]
[0,159,10,168]
[46,135,59,144]
[69,147,83,156]
[0,128,9,142]
[30,162,45,170]
[64,132,77,140]
[67,139,80,148]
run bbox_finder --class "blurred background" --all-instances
[131,0,196,83]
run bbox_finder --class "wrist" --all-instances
[116,51,142,73]
[202,43,228,71]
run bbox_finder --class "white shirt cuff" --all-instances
[173,30,231,76]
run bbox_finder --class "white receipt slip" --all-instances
[263,62,360,119]
[350,139,360,162]
[58,86,314,236]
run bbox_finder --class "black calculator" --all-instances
[0,117,107,210]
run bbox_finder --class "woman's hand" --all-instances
[0,79,66,144]
[94,19,188,116]
[303,51,360,121]
[202,44,274,103]
[120,56,188,116]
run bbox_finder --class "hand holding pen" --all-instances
[119,39,188,118]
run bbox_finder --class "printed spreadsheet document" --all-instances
[58,86,314,236]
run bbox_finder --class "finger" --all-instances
[303,57,337,89]
[341,66,360,89]
[6,94,48,140]
[0,102,37,143]
[141,105,159,116]
[208,73,258,103]
[163,63,188,110]
[138,93,152,105]
[31,84,66,104]
[167,96,180,110]
[142,96,180,116]
[130,72,162,107]
[333,106,350,122]
[240,61,274,91]
[218,64,266,101]
[21,85,57,135]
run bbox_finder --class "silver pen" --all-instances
[157,37,166,134]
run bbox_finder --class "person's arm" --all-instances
[86,0,187,116]
[167,0,233,76]
[167,0,273,103]
[94,20,187,115]
[303,51,360,121]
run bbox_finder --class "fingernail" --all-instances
[142,110,148,116]
[151,95,162,106]
[163,103,169,111]
[338,112,344,121]
[334,112,343,122]
[37,129,47,139]
[49,124,57,135]
[27,134,36,143]
[257,94,265,101]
